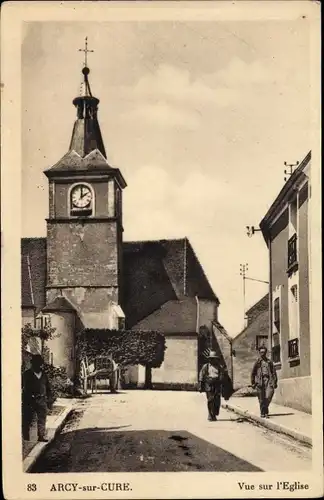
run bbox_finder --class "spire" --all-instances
[69,38,106,158]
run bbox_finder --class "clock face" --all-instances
[71,184,92,209]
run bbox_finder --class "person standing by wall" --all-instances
[251,346,277,418]
[22,354,53,442]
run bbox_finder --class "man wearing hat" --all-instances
[251,346,277,418]
[22,354,53,442]
[198,350,225,421]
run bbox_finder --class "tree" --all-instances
[21,322,58,369]
[21,324,74,401]
[76,329,166,388]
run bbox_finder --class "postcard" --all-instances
[1,1,322,498]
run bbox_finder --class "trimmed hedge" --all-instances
[77,329,166,368]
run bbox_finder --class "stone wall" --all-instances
[46,288,118,329]
[232,310,269,390]
[46,311,76,379]
[22,308,35,327]
[47,221,119,289]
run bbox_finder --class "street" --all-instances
[31,391,311,473]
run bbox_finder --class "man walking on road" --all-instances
[22,354,53,442]
[251,346,277,418]
[199,351,229,421]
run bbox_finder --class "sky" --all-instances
[21,19,310,336]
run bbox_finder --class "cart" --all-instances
[80,356,119,394]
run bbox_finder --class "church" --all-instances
[21,60,225,390]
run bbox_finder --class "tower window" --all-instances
[115,188,122,218]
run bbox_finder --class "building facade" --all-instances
[232,295,269,390]
[21,64,224,390]
[260,151,311,413]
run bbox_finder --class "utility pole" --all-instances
[284,161,299,182]
[239,263,248,328]
[239,263,269,330]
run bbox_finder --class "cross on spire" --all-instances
[78,37,94,67]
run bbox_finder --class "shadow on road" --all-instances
[30,428,263,473]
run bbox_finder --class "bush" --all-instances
[44,364,74,402]
[21,323,60,374]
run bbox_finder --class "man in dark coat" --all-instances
[251,346,277,418]
[199,351,233,421]
[22,354,53,442]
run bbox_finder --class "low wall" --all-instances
[152,382,198,391]
[273,375,312,414]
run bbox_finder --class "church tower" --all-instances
[44,56,126,330]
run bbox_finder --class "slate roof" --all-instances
[67,68,106,158]
[21,238,47,312]
[123,238,218,301]
[43,149,127,188]
[43,296,77,313]
[123,238,218,326]
[69,100,106,158]
[232,309,269,346]
[246,294,269,325]
[44,66,126,188]
[212,321,233,344]
[21,255,34,308]
[45,149,108,173]
[232,294,269,343]
[21,237,219,327]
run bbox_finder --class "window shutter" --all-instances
[272,332,280,347]
[274,297,280,331]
